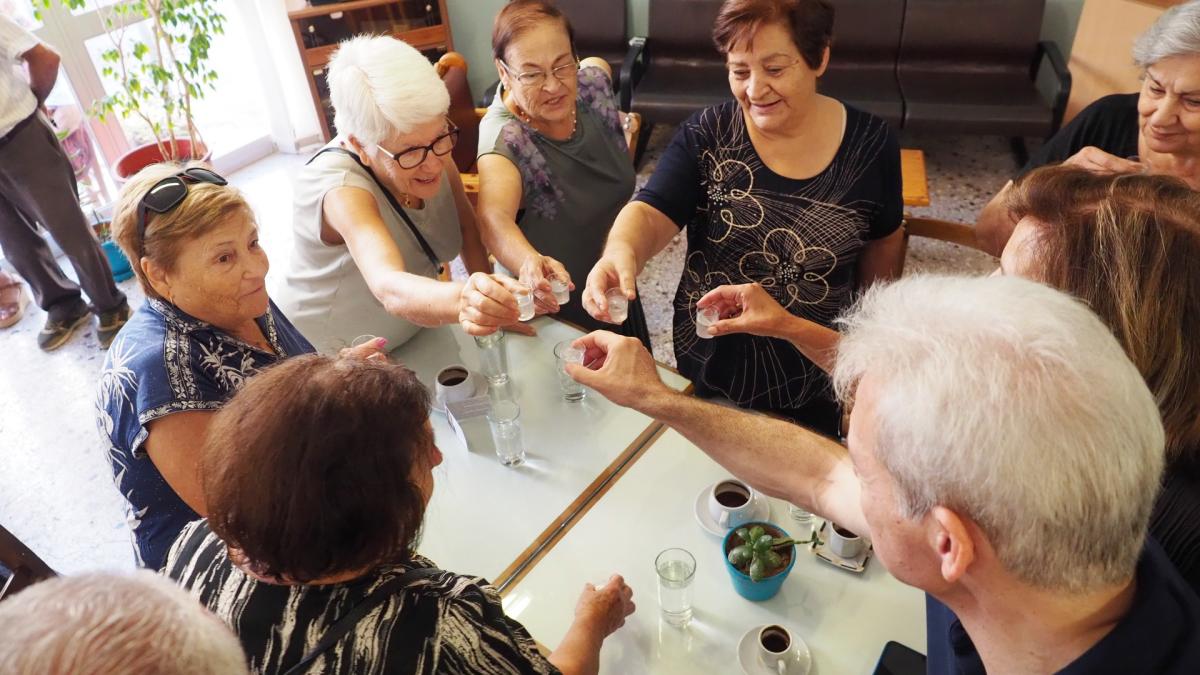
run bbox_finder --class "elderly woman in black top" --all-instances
[977,0,1200,254]
[583,0,902,437]
[165,355,634,675]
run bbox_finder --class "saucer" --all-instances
[810,520,872,573]
[693,482,770,537]
[432,373,487,414]
[737,624,812,675]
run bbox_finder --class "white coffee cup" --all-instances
[435,365,476,404]
[708,479,757,529]
[758,624,793,674]
[828,523,865,560]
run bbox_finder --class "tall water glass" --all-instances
[487,400,526,467]
[473,332,509,386]
[553,340,586,401]
[788,504,814,537]
[655,548,696,627]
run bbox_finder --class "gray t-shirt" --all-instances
[477,66,635,331]
[277,143,462,353]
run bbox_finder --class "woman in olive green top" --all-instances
[476,0,649,344]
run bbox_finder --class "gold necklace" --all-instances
[511,95,577,139]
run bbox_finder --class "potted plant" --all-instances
[92,215,134,283]
[38,0,225,179]
[723,522,818,601]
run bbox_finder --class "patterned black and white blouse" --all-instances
[96,298,314,569]
[634,101,902,433]
[165,521,560,675]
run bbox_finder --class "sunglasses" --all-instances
[136,167,228,253]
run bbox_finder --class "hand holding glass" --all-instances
[605,288,628,324]
[554,340,586,401]
[514,285,535,321]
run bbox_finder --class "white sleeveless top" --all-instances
[277,142,463,353]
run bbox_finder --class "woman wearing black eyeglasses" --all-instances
[277,35,528,354]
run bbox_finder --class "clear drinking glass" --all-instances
[788,504,814,537]
[695,306,719,339]
[351,334,379,348]
[487,399,526,467]
[473,332,509,386]
[605,288,629,324]
[553,339,586,401]
[549,274,570,305]
[515,285,535,321]
[655,548,696,627]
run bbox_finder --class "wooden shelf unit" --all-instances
[288,0,454,141]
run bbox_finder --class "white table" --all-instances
[502,428,927,674]
[393,318,691,587]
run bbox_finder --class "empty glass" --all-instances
[696,306,719,339]
[554,339,586,401]
[487,399,525,467]
[605,288,629,324]
[473,332,509,386]
[549,274,570,305]
[515,285,535,321]
[788,504,814,537]
[656,548,695,627]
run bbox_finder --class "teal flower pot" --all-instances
[723,521,796,602]
[101,240,133,282]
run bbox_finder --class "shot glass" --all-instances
[473,331,509,386]
[655,547,696,627]
[695,306,719,339]
[554,339,586,402]
[515,285,535,321]
[487,399,526,467]
[549,274,570,305]
[350,334,379,348]
[605,288,629,324]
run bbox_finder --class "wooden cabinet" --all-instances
[287,0,454,141]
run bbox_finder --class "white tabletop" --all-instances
[393,318,691,586]
[502,428,927,674]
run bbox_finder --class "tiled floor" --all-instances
[0,131,1014,574]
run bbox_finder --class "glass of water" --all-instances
[695,306,719,339]
[473,332,509,386]
[514,285,535,321]
[655,548,696,627]
[605,288,629,324]
[548,274,570,305]
[553,340,586,401]
[487,400,526,467]
[788,503,814,537]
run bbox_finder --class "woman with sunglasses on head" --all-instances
[475,0,649,343]
[97,163,384,570]
[278,35,526,354]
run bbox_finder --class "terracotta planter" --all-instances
[113,139,211,184]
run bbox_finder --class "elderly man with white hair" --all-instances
[568,275,1200,673]
[0,571,248,674]
[278,35,527,353]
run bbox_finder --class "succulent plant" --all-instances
[728,525,819,582]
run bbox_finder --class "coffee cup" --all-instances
[757,624,793,673]
[435,365,476,404]
[708,479,756,529]
[828,523,865,560]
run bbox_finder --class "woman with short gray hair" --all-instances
[976,0,1200,255]
[277,36,528,353]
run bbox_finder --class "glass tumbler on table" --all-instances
[788,503,815,537]
[553,340,586,401]
[604,288,629,324]
[655,547,696,627]
[473,332,509,386]
[487,399,526,467]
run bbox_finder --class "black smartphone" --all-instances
[872,640,927,675]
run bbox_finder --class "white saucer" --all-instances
[693,482,771,537]
[432,374,487,414]
[810,520,873,573]
[737,624,812,675]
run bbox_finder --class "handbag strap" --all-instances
[282,566,444,675]
[307,146,444,273]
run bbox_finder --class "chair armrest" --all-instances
[620,36,647,112]
[1035,40,1072,134]
[903,217,991,253]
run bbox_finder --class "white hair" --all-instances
[0,571,248,674]
[327,35,450,147]
[833,275,1165,593]
[1133,0,1200,68]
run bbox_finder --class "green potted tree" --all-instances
[38,0,225,179]
[724,522,818,601]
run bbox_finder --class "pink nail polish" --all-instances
[375,337,388,348]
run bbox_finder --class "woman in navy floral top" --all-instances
[96,163,381,569]
[476,0,648,343]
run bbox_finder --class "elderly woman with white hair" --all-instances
[277,36,525,353]
[976,0,1200,255]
